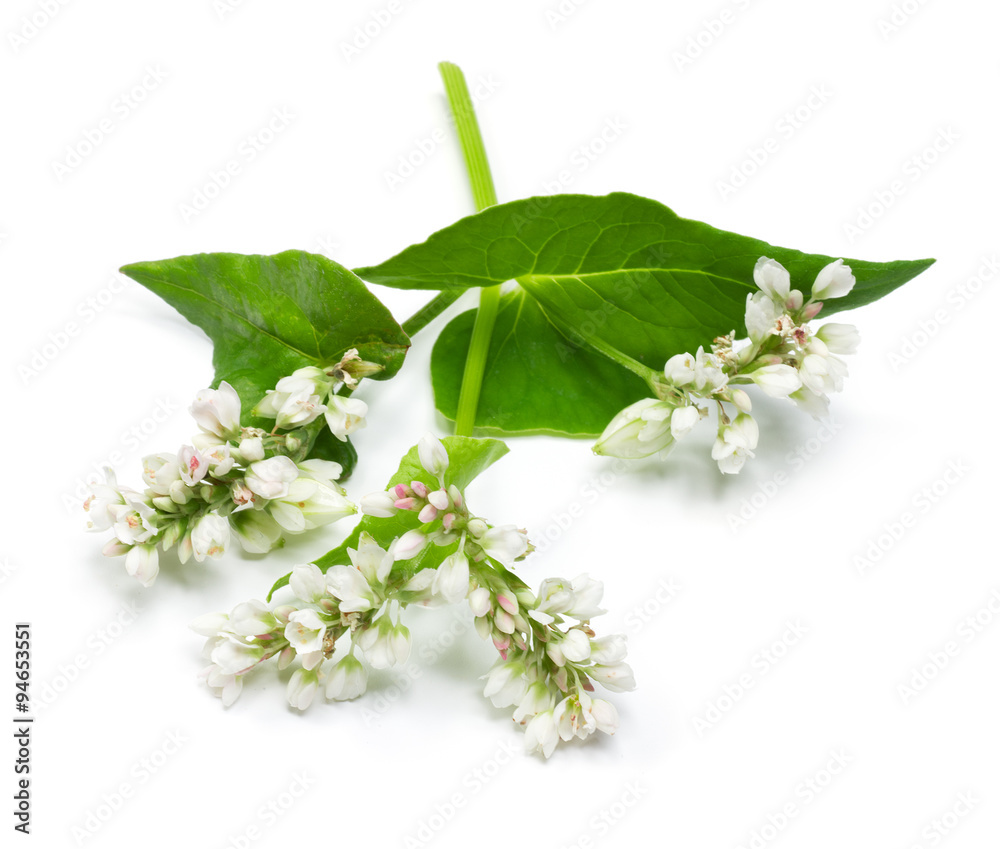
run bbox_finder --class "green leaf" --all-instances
[120,250,411,416]
[432,290,650,435]
[266,436,508,599]
[355,192,933,434]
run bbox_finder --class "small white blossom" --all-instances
[754,256,792,302]
[325,654,367,700]
[190,513,230,562]
[324,395,368,441]
[286,668,320,711]
[417,433,450,478]
[245,455,299,500]
[190,381,241,439]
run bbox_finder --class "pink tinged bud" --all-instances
[581,677,595,692]
[784,290,804,312]
[492,634,511,656]
[103,538,130,557]
[801,300,824,321]
[442,512,457,531]
[277,646,295,670]
[494,610,516,634]
[496,593,519,615]
[417,503,439,523]
[394,497,419,511]
[394,484,411,499]
[411,481,429,498]
[272,605,296,624]
[394,529,428,561]
[427,489,450,510]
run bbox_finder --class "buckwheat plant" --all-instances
[593,257,861,473]
[82,351,377,586]
[193,434,634,758]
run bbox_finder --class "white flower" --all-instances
[554,691,598,742]
[210,636,265,676]
[359,491,398,518]
[478,525,529,566]
[109,492,158,545]
[670,405,701,440]
[789,386,831,419]
[417,433,450,478]
[482,658,527,708]
[394,529,428,561]
[229,600,276,637]
[568,574,606,620]
[588,661,637,693]
[468,587,492,618]
[816,322,860,355]
[524,710,559,758]
[744,291,781,342]
[512,681,556,724]
[289,563,329,603]
[663,352,696,386]
[811,259,855,300]
[749,363,802,398]
[754,257,791,302]
[190,512,230,562]
[237,436,265,462]
[325,564,378,613]
[356,616,410,669]
[230,509,282,554]
[124,543,159,586]
[284,609,327,654]
[255,367,332,429]
[593,398,675,459]
[711,412,759,475]
[547,628,592,666]
[201,664,243,707]
[296,459,344,484]
[590,634,628,665]
[190,381,241,439]
[141,454,181,497]
[433,550,470,603]
[83,469,125,532]
[268,478,354,532]
[245,455,299,500]
[692,347,729,395]
[324,395,368,441]
[589,698,620,735]
[325,654,367,700]
[178,445,209,486]
[348,533,394,589]
[286,668,320,711]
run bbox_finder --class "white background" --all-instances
[2,0,998,847]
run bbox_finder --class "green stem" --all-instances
[439,60,500,436]
[401,290,462,337]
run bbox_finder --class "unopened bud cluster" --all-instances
[594,257,861,473]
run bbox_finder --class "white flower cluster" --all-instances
[253,349,377,441]
[476,574,634,758]
[594,257,861,473]
[193,434,633,758]
[84,381,355,586]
